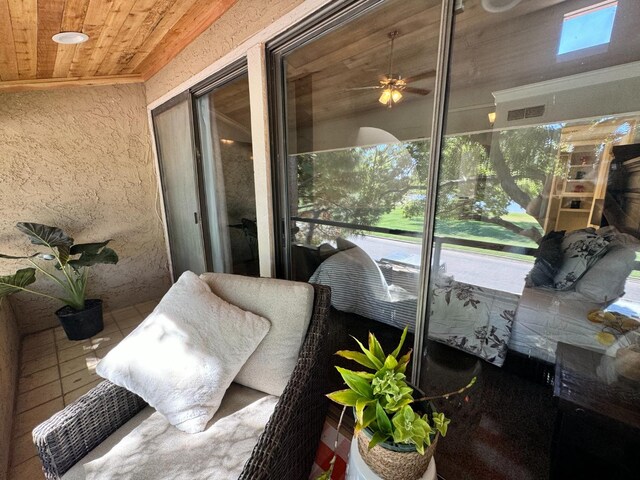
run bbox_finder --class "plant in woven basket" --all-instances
[317,327,475,480]
[0,222,118,340]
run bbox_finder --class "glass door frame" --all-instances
[266,0,458,384]
[151,58,250,278]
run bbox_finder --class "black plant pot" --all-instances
[55,299,104,341]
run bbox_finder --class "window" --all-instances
[558,0,618,56]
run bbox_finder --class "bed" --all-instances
[309,229,640,367]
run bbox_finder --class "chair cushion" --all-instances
[61,383,276,480]
[199,273,314,396]
[96,271,271,433]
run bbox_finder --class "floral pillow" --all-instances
[553,228,610,290]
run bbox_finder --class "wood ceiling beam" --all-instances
[0,74,144,93]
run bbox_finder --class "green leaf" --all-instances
[70,240,112,256]
[16,223,73,249]
[336,367,373,399]
[351,336,383,370]
[0,252,40,260]
[355,397,374,425]
[0,268,36,297]
[67,247,118,269]
[368,332,386,363]
[326,389,362,407]
[314,471,332,480]
[375,401,392,435]
[368,431,389,450]
[384,354,398,370]
[356,404,377,433]
[336,350,377,370]
[57,245,70,266]
[432,412,451,437]
[391,326,408,358]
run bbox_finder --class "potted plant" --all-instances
[322,327,475,480]
[0,222,118,340]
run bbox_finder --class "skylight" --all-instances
[557,0,617,56]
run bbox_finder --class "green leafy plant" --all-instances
[0,223,118,311]
[327,327,475,454]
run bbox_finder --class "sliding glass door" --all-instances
[271,0,442,345]
[153,95,207,278]
[152,65,259,279]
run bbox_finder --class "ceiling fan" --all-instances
[349,30,433,108]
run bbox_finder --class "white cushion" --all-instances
[199,273,314,396]
[61,383,276,480]
[575,246,636,303]
[97,271,270,433]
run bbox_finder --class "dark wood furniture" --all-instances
[551,342,640,479]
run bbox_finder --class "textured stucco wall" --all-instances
[0,84,171,334]
[145,0,304,105]
[0,300,19,480]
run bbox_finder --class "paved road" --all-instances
[347,235,640,302]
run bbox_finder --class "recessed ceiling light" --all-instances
[52,32,89,45]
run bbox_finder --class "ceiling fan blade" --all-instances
[346,86,384,91]
[404,87,432,96]
[403,70,437,83]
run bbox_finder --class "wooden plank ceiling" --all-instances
[0,0,238,93]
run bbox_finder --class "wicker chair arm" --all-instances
[33,380,147,480]
[239,284,332,480]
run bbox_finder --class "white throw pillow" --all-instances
[96,271,270,433]
[553,229,610,290]
[575,246,636,303]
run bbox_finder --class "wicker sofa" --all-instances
[32,277,331,480]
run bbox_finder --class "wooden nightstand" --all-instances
[551,343,640,479]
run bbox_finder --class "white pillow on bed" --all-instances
[575,246,636,303]
[97,271,270,433]
[554,229,610,290]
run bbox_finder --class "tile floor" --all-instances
[8,299,159,480]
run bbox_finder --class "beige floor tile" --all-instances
[10,432,38,467]
[18,366,60,394]
[120,326,137,337]
[21,330,54,351]
[13,397,64,437]
[61,366,101,394]
[95,343,117,359]
[90,331,124,349]
[20,341,56,363]
[8,456,44,480]
[110,306,140,322]
[59,353,98,378]
[53,326,67,340]
[54,335,91,352]
[16,381,62,414]
[115,314,144,330]
[64,379,102,406]
[20,354,58,377]
[57,342,97,363]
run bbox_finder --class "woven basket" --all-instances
[356,428,439,480]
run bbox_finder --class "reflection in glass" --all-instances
[196,74,259,276]
[421,1,640,478]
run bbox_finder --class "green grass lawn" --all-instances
[372,207,540,248]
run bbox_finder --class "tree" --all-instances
[295,143,418,243]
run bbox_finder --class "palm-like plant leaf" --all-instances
[0,268,36,297]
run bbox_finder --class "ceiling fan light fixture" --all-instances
[378,88,392,106]
[391,89,403,103]
[52,32,89,45]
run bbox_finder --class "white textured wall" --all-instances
[145,0,304,104]
[0,300,19,480]
[0,84,171,334]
